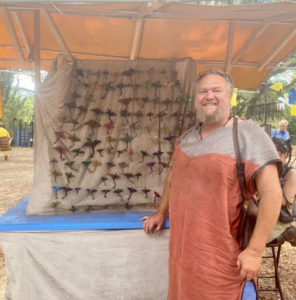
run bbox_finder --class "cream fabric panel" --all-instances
[0,229,169,300]
[27,57,196,215]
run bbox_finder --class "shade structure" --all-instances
[0,1,296,89]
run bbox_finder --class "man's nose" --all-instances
[205,90,215,98]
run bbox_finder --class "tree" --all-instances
[0,71,34,136]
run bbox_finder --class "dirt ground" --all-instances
[0,147,295,299]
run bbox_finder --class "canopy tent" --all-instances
[0,1,296,90]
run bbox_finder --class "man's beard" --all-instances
[196,108,223,125]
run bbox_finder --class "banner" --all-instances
[0,84,3,119]
[231,88,237,107]
[289,88,296,105]
[291,104,296,116]
[270,82,283,92]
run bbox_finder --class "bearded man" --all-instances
[142,69,282,299]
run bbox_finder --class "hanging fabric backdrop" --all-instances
[27,57,197,215]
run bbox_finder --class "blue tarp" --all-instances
[0,196,169,232]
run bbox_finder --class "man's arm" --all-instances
[237,163,282,281]
[142,169,172,234]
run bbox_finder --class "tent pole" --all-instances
[34,9,40,90]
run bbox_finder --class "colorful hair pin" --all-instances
[50,158,59,165]
[72,147,85,157]
[147,112,154,121]
[118,161,128,172]
[82,160,92,172]
[68,134,81,148]
[64,161,78,171]
[116,82,126,96]
[120,134,134,149]
[67,118,79,130]
[106,161,116,171]
[85,94,96,104]
[152,81,162,96]
[70,206,78,213]
[130,122,141,132]
[104,123,115,135]
[52,185,63,199]
[127,187,137,202]
[110,173,120,188]
[139,150,149,162]
[96,148,104,157]
[54,130,67,144]
[86,188,98,200]
[120,110,132,123]
[64,102,77,117]
[101,82,115,99]
[153,150,164,161]
[157,111,167,122]
[51,201,60,209]
[102,189,111,198]
[162,98,172,110]
[62,186,73,199]
[54,146,69,160]
[106,136,118,149]
[74,187,81,194]
[105,109,117,123]
[122,68,137,81]
[65,172,75,184]
[92,160,102,171]
[113,189,124,201]
[128,149,136,161]
[51,169,62,182]
[135,172,142,181]
[76,105,87,118]
[123,173,135,184]
[106,147,116,155]
[134,111,144,120]
[101,176,108,186]
[146,162,156,173]
[83,138,101,158]
[159,161,170,174]
[59,116,67,128]
[117,149,126,158]
[91,108,104,121]
[141,187,151,198]
[84,120,101,136]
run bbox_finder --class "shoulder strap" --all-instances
[232,117,247,201]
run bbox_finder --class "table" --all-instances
[0,197,169,300]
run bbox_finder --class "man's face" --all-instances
[195,74,232,124]
[280,123,288,131]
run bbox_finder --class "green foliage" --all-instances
[1,71,34,136]
[3,91,34,134]
[288,117,296,145]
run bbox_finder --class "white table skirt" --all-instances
[0,229,169,300]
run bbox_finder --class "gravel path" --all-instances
[0,147,295,299]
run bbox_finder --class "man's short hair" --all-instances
[196,69,234,92]
[0,121,3,127]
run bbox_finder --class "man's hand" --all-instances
[142,212,166,234]
[236,247,262,282]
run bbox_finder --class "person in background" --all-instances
[0,121,11,160]
[142,69,282,300]
[271,119,291,142]
[268,138,296,246]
